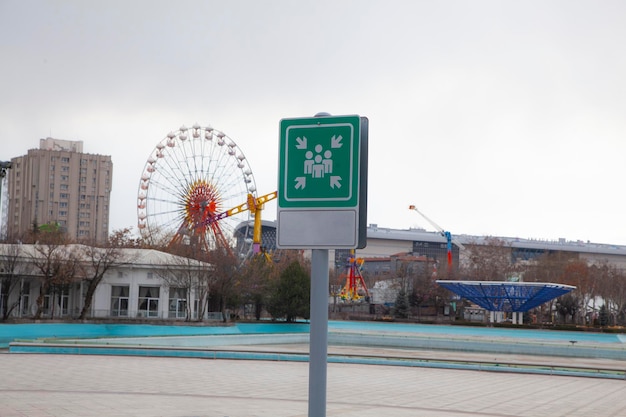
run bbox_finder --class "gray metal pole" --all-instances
[308,248,329,417]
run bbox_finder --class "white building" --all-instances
[0,244,212,320]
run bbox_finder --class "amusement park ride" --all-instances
[137,124,277,259]
[338,250,370,302]
[201,191,277,257]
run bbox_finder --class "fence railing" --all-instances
[4,307,228,321]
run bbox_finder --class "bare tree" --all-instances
[595,263,626,325]
[522,251,577,323]
[462,237,516,281]
[155,252,212,321]
[409,258,439,320]
[555,293,578,324]
[78,228,139,320]
[0,243,25,320]
[29,231,83,319]
[525,254,592,325]
[561,260,594,324]
[206,248,240,322]
[238,254,274,320]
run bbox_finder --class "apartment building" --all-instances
[7,138,113,243]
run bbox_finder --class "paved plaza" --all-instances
[1,352,625,417]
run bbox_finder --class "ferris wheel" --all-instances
[137,124,257,255]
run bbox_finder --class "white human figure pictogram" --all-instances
[300,142,336,187]
[312,152,325,178]
[323,150,333,174]
[304,150,314,174]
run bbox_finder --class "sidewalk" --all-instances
[1,352,625,417]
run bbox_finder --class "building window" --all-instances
[138,286,160,318]
[61,157,70,163]
[21,282,30,316]
[61,166,69,172]
[43,286,69,317]
[60,193,69,199]
[60,184,68,190]
[169,288,187,319]
[59,211,67,217]
[60,202,68,208]
[110,286,129,317]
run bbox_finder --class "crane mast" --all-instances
[408,205,464,272]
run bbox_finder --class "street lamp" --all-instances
[0,161,12,239]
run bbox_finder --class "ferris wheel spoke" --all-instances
[160,151,193,193]
[148,176,185,199]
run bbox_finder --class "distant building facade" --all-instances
[6,138,113,243]
[239,220,626,272]
[0,244,211,320]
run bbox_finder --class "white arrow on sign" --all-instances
[330,176,342,189]
[331,135,343,148]
[295,176,306,189]
[295,136,307,149]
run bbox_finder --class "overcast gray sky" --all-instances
[2,0,625,246]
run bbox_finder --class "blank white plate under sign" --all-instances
[277,209,358,248]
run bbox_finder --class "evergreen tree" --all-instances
[267,261,310,322]
[394,287,409,319]
[599,304,609,327]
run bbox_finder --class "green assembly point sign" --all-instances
[279,115,360,208]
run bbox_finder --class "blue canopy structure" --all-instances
[436,280,575,313]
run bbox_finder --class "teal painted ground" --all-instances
[0,322,310,348]
[328,320,624,343]
[1,321,623,348]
